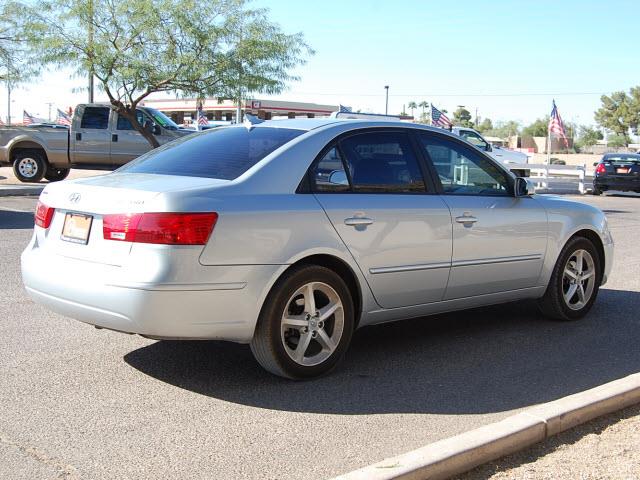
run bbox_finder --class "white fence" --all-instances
[510,164,591,195]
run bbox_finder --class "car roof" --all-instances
[246,117,456,135]
[602,153,640,159]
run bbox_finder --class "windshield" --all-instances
[118,126,305,180]
[144,107,180,130]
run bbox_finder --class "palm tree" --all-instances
[418,101,429,122]
[408,101,417,118]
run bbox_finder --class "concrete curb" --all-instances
[0,185,44,197]
[333,372,640,480]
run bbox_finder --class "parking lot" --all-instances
[1,192,639,480]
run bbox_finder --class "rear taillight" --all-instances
[35,201,55,229]
[103,212,218,245]
[595,163,606,175]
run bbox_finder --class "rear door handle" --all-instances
[455,214,478,225]
[344,217,374,227]
[75,132,82,141]
[112,134,118,142]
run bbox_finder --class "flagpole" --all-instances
[546,124,551,165]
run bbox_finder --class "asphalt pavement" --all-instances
[1,193,639,479]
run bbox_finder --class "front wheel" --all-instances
[592,188,602,196]
[250,265,355,379]
[538,237,601,321]
[44,167,70,182]
[13,151,47,183]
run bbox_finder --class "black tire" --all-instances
[12,150,47,183]
[538,236,602,321]
[250,265,355,379]
[592,188,602,196]
[44,167,70,182]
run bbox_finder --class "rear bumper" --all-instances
[21,239,282,342]
[594,178,640,191]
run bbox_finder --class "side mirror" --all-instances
[515,177,534,197]
[153,125,161,135]
[328,170,348,185]
[485,143,492,152]
[593,162,598,167]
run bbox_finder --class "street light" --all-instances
[384,85,389,115]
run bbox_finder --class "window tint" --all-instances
[418,134,510,196]
[80,107,110,129]
[339,132,425,193]
[118,127,304,180]
[116,110,146,130]
[312,147,350,192]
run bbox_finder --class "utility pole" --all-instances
[384,85,389,115]
[6,57,11,125]
[88,0,94,103]
[475,107,479,127]
[46,102,54,122]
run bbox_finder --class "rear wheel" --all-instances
[44,167,70,182]
[592,188,602,196]
[538,237,601,321]
[250,265,354,379]
[13,150,47,183]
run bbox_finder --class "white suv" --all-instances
[453,127,529,165]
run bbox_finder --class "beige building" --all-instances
[141,97,339,125]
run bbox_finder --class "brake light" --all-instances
[595,163,606,175]
[35,201,55,229]
[103,212,218,245]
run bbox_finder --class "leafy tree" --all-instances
[484,120,520,139]
[594,87,640,142]
[407,101,417,118]
[1,1,37,123]
[575,126,603,148]
[19,0,312,146]
[606,134,627,147]
[453,107,473,128]
[476,118,493,133]
[522,116,550,137]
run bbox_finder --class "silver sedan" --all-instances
[21,118,614,379]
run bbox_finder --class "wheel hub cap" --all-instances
[562,249,596,311]
[18,158,37,178]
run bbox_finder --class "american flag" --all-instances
[431,105,452,128]
[23,110,36,125]
[197,105,209,127]
[338,104,352,113]
[548,100,568,148]
[56,108,71,126]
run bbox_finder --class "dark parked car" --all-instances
[593,153,640,195]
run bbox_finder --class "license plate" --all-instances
[61,213,93,244]
[616,167,629,174]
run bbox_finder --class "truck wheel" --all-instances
[13,151,47,183]
[44,167,70,182]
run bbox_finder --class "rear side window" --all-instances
[80,107,110,129]
[118,127,304,180]
[337,131,426,193]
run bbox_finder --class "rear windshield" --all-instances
[118,126,304,180]
[603,155,640,165]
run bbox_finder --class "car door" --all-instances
[111,110,154,167]
[70,105,112,166]
[310,130,452,309]
[416,131,547,300]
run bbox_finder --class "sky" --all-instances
[4,0,639,127]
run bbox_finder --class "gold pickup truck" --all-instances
[0,104,194,182]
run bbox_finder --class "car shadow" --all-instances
[124,288,640,415]
[0,210,34,229]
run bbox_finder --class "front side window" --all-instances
[80,107,110,129]
[337,131,426,193]
[116,110,146,131]
[118,126,303,180]
[418,134,510,196]
[459,130,488,150]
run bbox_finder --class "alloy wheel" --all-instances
[562,249,596,311]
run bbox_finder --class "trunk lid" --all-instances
[36,172,227,265]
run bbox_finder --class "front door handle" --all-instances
[75,132,82,141]
[112,134,118,142]
[344,217,374,227]
[455,214,478,225]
